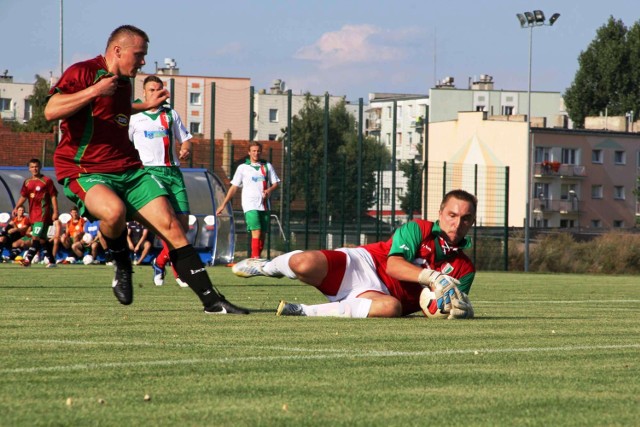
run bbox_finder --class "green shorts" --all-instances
[63,169,169,220]
[144,166,190,214]
[30,221,50,239]
[245,210,270,232]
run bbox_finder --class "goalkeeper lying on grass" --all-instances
[233,189,476,319]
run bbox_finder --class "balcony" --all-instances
[533,199,580,214]
[534,162,586,178]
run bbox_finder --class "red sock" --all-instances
[251,238,261,258]
[156,241,170,268]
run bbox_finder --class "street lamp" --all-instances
[516,10,560,272]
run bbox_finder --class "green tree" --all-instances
[10,75,54,133]
[564,17,640,128]
[288,94,390,220]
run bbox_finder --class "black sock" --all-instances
[102,229,130,265]
[25,240,41,262]
[170,245,221,307]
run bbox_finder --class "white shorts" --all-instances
[319,247,390,302]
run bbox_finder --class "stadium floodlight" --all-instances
[533,10,545,24]
[515,10,560,272]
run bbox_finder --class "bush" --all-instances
[509,231,640,274]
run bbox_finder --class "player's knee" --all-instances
[370,298,403,318]
[289,252,319,276]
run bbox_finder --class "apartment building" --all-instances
[429,111,640,229]
[253,79,353,141]
[0,73,34,122]
[134,61,251,140]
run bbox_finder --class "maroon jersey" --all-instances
[19,175,58,223]
[50,55,142,182]
[363,220,475,315]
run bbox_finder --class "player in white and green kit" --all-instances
[216,142,280,258]
[129,75,192,287]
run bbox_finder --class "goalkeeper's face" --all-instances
[438,197,476,244]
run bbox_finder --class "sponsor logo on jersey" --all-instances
[143,129,169,139]
[441,263,454,275]
[115,114,129,127]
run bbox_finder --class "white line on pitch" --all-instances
[1,343,638,374]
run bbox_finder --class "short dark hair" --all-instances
[143,75,163,88]
[28,158,41,166]
[440,189,477,215]
[106,25,149,49]
[249,141,263,150]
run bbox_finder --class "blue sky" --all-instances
[1,0,638,101]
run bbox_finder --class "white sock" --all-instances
[263,250,302,279]
[301,299,372,318]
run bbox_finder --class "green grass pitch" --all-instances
[1,263,638,426]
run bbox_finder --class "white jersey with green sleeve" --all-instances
[230,161,280,212]
[128,106,192,167]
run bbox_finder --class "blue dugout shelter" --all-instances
[0,167,235,265]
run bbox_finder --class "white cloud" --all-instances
[294,24,416,68]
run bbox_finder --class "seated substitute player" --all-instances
[61,207,86,262]
[1,206,31,259]
[44,24,247,314]
[74,219,102,263]
[128,74,192,287]
[127,220,153,265]
[233,189,477,318]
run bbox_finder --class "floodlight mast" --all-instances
[515,10,560,272]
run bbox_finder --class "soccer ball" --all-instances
[82,254,94,265]
[419,288,449,319]
[82,233,93,245]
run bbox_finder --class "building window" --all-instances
[0,98,11,111]
[535,183,550,200]
[561,148,577,165]
[591,185,603,199]
[397,105,402,121]
[560,184,577,200]
[614,150,626,165]
[189,92,201,105]
[396,188,404,198]
[268,134,277,141]
[535,147,551,163]
[475,105,485,112]
[189,122,201,134]
[613,186,625,200]
[269,109,278,122]
[397,132,402,145]
[382,188,390,205]
[590,219,602,228]
[613,220,624,228]
[560,219,575,229]
[385,133,391,146]
[592,149,603,164]
[387,107,392,119]
[502,106,514,115]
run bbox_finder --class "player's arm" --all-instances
[385,222,425,282]
[45,75,119,121]
[216,185,239,215]
[178,139,192,161]
[50,194,59,221]
[386,255,425,283]
[131,89,170,113]
[264,181,279,199]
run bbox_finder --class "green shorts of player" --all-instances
[244,210,270,232]
[30,222,52,239]
[144,166,190,214]
[62,169,169,220]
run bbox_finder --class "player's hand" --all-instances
[93,75,119,97]
[419,269,461,313]
[448,292,474,319]
[179,148,191,161]
[146,88,170,109]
